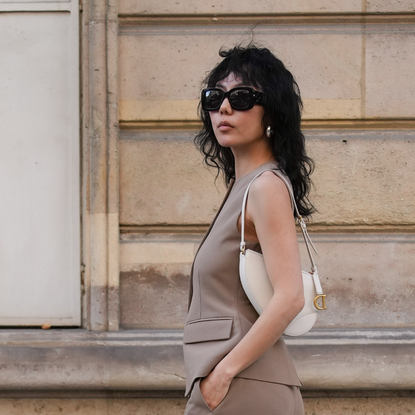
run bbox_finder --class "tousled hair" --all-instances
[195,44,315,217]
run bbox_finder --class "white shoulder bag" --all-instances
[239,169,326,336]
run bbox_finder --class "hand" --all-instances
[200,368,233,410]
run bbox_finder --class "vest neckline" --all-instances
[234,161,279,184]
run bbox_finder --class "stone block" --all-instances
[120,130,415,227]
[0,398,187,415]
[298,234,415,329]
[120,238,198,267]
[108,399,186,415]
[302,99,361,119]
[288,329,415,389]
[366,0,415,12]
[309,130,415,226]
[120,264,190,329]
[0,399,108,415]
[119,0,362,15]
[119,24,362,121]
[119,131,226,226]
[119,233,415,329]
[304,396,415,415]
[0,330,186,390]
[365,30,415,118]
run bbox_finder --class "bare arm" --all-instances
[200,172,305,409]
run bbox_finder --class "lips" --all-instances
[218,121,234,130]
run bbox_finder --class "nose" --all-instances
[219,96,232,114]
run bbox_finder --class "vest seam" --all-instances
[198,270,202,320]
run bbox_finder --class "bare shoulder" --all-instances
[243,171,295,241]
[248,170,291,207]
[244,170,295,240]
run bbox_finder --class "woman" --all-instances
[183,44,315,415]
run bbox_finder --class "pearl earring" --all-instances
[266,125,273,138]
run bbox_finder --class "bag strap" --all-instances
[240,169,323,295]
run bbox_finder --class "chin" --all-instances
[215,136,233,148]
[217,140,235,149]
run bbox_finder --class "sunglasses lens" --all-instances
[202,87,259,111]
[229,89,251,110]
[203,89,224,110]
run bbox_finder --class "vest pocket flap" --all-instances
[184,317,233,344]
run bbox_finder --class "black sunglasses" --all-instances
[201,87,263,111]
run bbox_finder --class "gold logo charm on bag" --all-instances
[313,294,327,310]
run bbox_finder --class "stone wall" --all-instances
[116,1,415,412]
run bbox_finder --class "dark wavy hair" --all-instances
[195,44,315,217]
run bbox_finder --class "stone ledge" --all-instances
[0,389,414,399]
[0,329,414,391]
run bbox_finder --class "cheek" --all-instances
[209,114,216,128]
[247,113,265,135]
[209,113,221,138]
[209,112,218,127]
[254,107,265,127]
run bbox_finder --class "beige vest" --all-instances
[183,162,301,397]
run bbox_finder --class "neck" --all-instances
[232,142,275,180]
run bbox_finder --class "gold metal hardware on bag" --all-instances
[313,294,327,310]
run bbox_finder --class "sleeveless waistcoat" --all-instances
[183,162,301,397]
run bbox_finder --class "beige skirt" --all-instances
[184,377,304,415]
